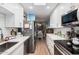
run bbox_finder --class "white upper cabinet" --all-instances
[15,6,23,27]
[0,3,24,27]
[0,14,5,27]
[50,4,78,28]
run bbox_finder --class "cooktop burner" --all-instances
[54,40,79,55]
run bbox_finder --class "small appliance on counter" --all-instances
[66,41,72,47]
[72,37,79,45]
[72,37,79,54]
[4,35,16,41]
[4,37,9,41]
[46,28,54,33]
[10,29,17,37]
[18,28,23,34]
[17,32,23,37]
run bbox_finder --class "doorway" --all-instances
[34,21,46,41]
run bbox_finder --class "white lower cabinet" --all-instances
[49,46,54,55]
[46,36,54,55]
[9,43,24,55]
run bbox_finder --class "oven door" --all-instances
[54,44,72,55]
[54,45,63,55]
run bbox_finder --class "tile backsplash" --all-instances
[0,14,18,40]
[1,27,17,38]
[54,27,79,38]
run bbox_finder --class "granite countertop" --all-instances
[0,36,30,55]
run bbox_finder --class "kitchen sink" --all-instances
[0,42,17,54]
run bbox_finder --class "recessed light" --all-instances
[29,6,33,9]
[60,6,64,9]
[46,6,50,9]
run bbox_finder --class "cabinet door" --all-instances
[48,42,54,54]
[14,6,23,27]
[24,39,29,54]
[1,3,23,27]
[49,45,54,55]
[5,15,15,27]
[46,36,54,55]
[9,44,24,55]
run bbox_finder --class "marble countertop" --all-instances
[0,36,30,55]
[47,34,66,40]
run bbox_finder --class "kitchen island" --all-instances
[0,36,31,55]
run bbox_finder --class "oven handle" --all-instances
[54,44,72,55]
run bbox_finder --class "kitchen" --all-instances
[0,3,34,55]
[0,3,79,55]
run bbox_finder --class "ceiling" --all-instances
[21,3,58,19]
